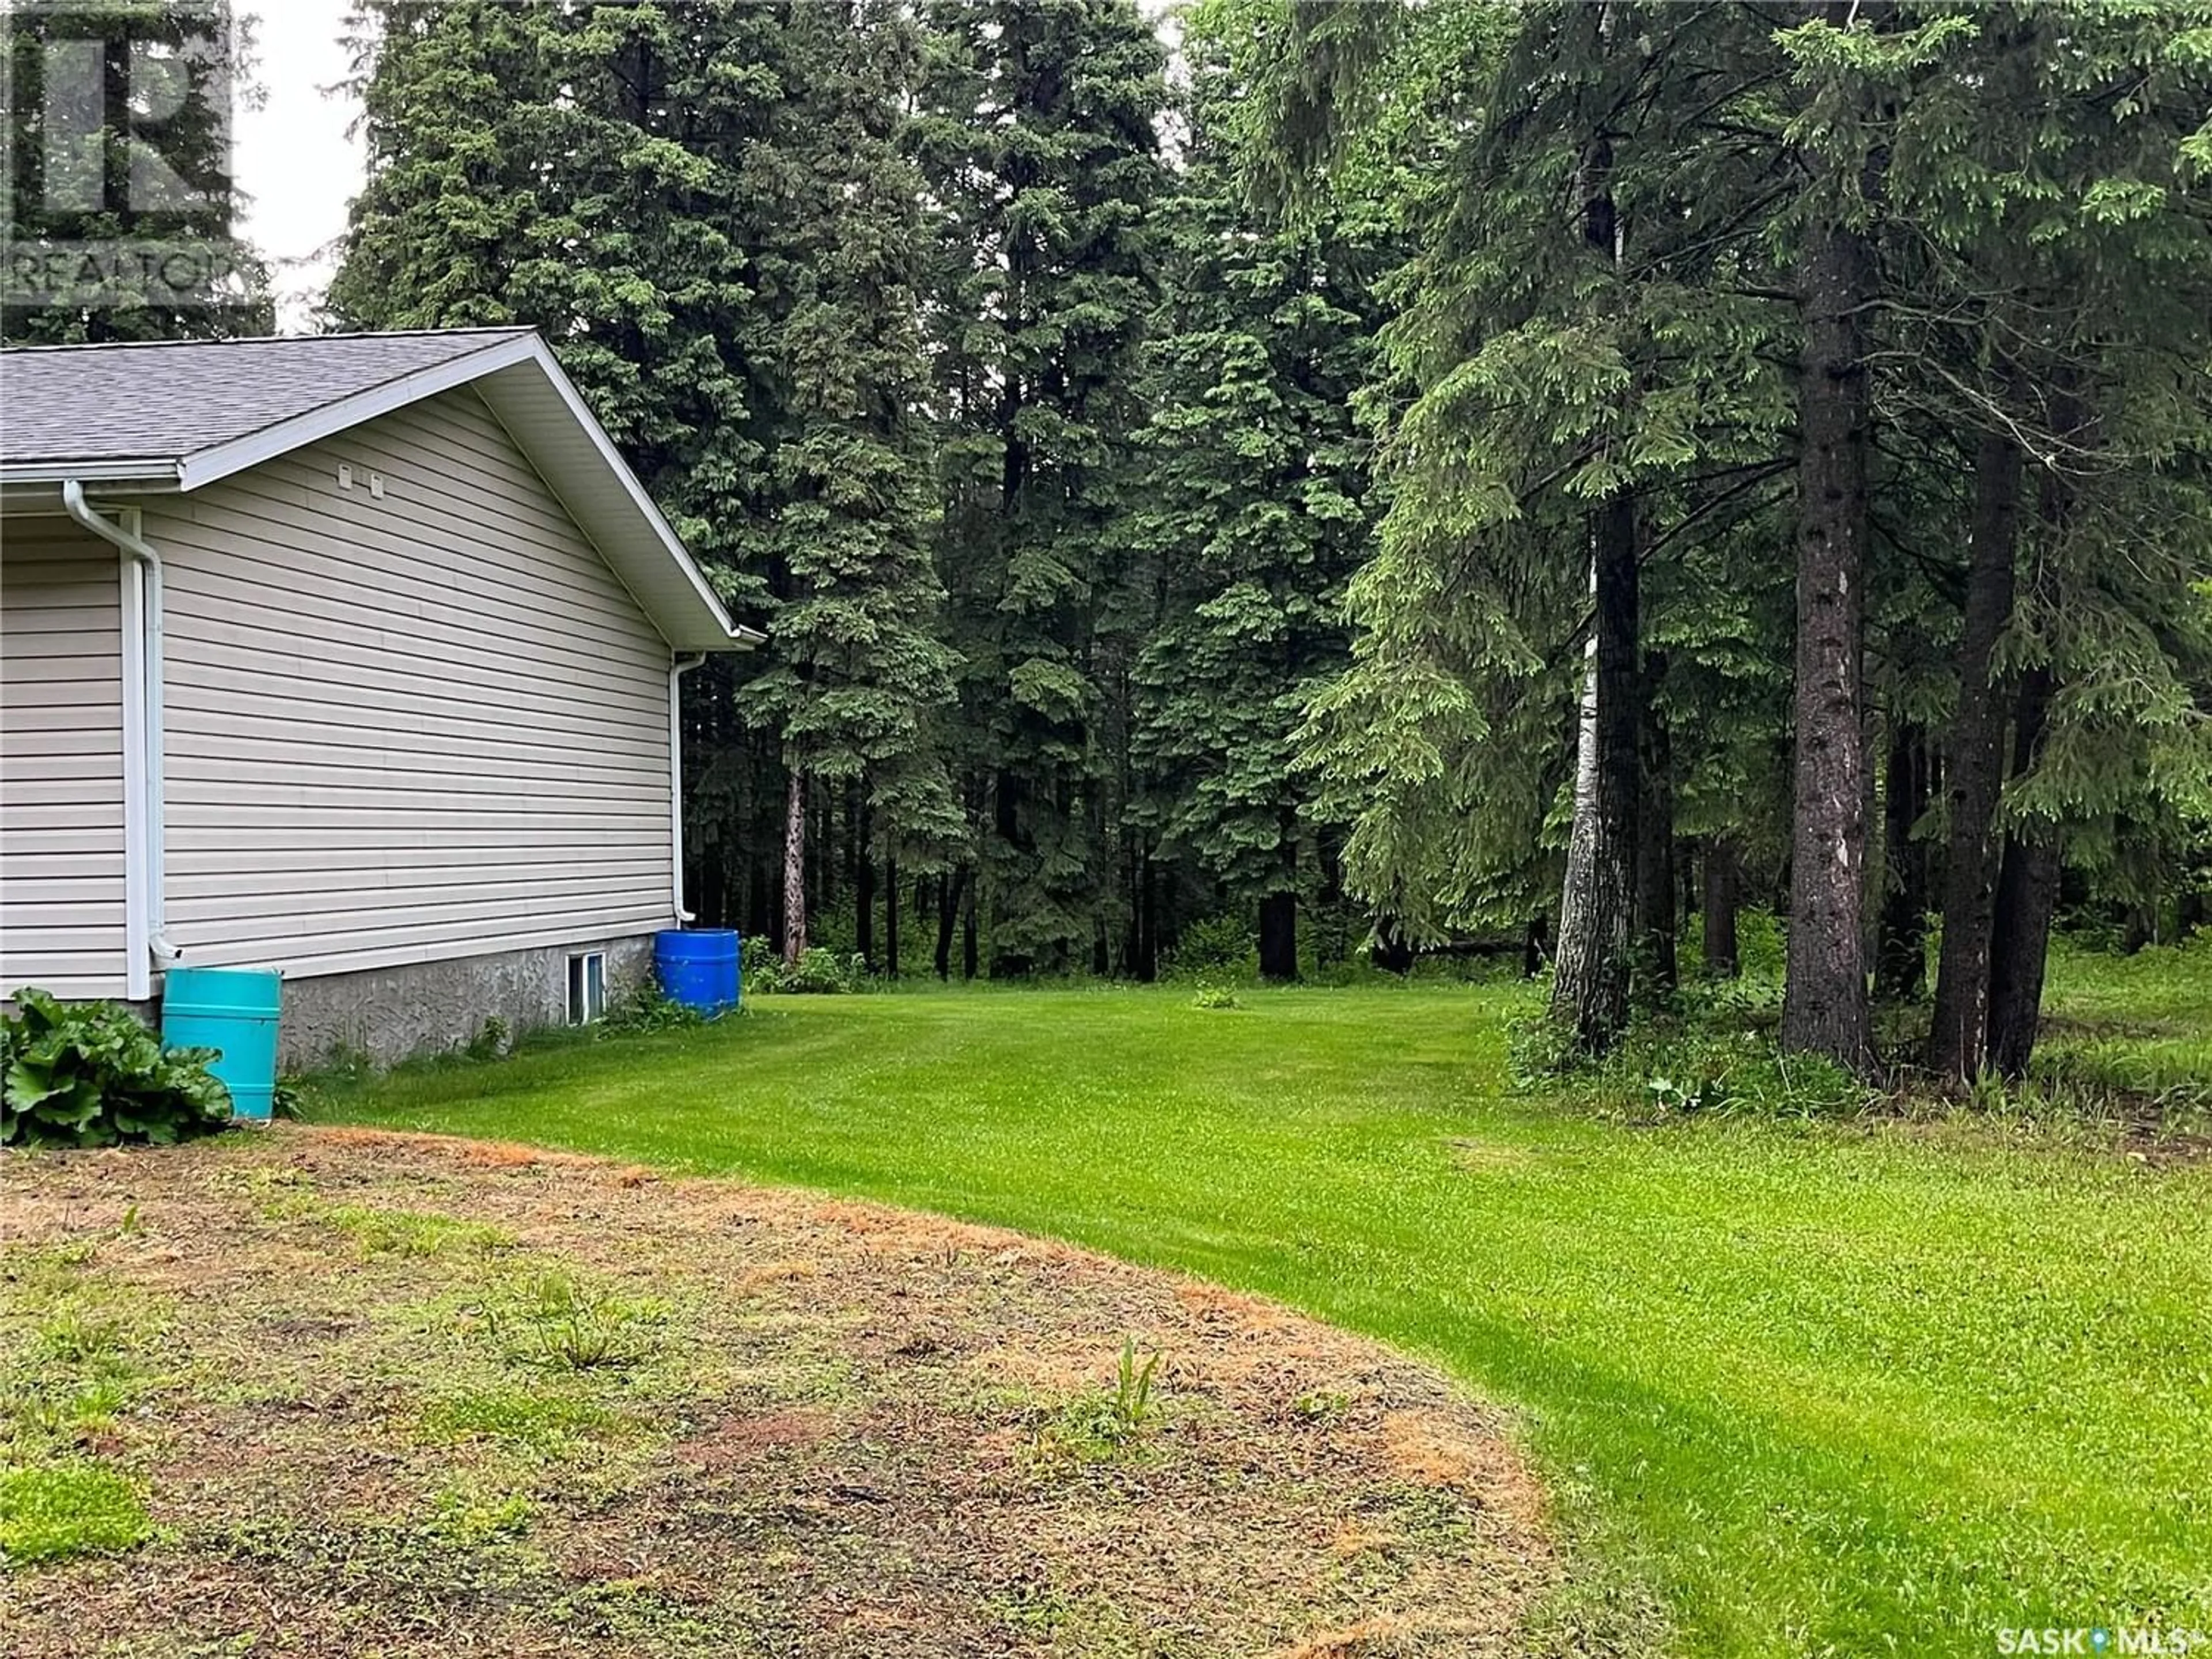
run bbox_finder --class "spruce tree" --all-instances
[1291,2,1794,1051]
[732,0,961,966]
[912,0,1166,975]
[1774,3,1891,1071]
[1899,3,2212,1080]
[1123,0,1388,982]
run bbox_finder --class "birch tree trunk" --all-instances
[1550,495,1638,1052]
[782,767,808,968]
[1547,103,1639,1055]
[1553,638,1602,1002]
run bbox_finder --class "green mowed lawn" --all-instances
[314,960,2212,1657]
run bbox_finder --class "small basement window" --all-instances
[566,951,606,1025]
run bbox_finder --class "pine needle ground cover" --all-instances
[304,955,2211,1657]
[0,1131,1552,1656]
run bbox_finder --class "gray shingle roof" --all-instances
[0,328,536,468]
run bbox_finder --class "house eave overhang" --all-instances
[0,460,180,488]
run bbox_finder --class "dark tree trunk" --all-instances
[934,868,967,981]
[1522,914,1548,979]
[1121,845,1143,977]
[1702,835,1741,978]
[1987,668,2059,1080]
[1551,493,1640,1051]
[855,799,875,968]
[1259,893,1296,982]
[1781,137,1877,1071]
[782,768,808,967]
[1874,719,1931,1003]
[1134,855,1157,983]
[1259,834,1297,982]
[1982,373,2089,1082]
[961,884,979,982]
[990,770,1028,977]
[884,858,899,979]
[1926,433,2022,1078]
[1635,651,1676,995]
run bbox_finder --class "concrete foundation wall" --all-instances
[270,933,656,1069]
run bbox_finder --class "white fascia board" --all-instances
[173,332,544,491]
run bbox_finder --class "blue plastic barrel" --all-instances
[655,929,740,1015]
[161,966,283,1122]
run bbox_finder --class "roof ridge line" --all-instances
[0,325,537,357]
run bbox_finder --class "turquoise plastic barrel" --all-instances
[655,929,740,1015]
[161,966,282,1122]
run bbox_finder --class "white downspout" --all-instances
[63,481,179,993]
[669,652,707,925]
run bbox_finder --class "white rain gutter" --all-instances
[669,653,707,924]
[62,480,179,996]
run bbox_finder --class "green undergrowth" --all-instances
[1518,931,2211,1141]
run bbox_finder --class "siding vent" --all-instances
[336,463,353,490]
[368,472,385,500]
[566,950,606,1025]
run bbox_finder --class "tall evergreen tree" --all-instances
[912,0,1167,975]
[1123,0,1389,982]
[1901,3,2212,1081]
[733,0,961,965]
[1290,2,1794,1051]
[1773,3,1893,1071]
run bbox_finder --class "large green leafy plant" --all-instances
[1,989,233,1148]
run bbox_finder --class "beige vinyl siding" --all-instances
[0,518,128,998]
[145,386,675,979]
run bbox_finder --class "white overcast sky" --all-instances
[233,2,362,331]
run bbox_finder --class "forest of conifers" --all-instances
[16,1,2210,1084]
[335,0,2212,1086]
